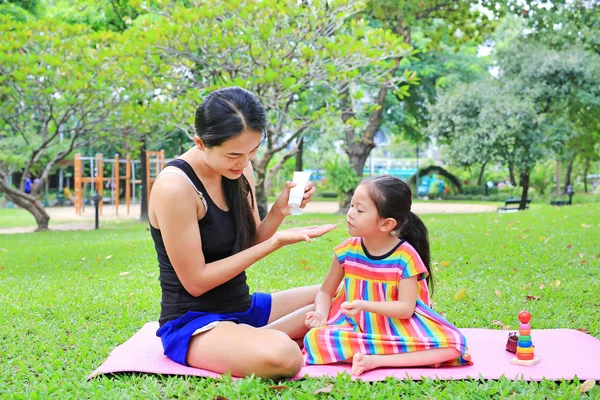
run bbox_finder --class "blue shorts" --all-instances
[156,293,272,366]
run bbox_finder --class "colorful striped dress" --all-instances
[304,237,472,366]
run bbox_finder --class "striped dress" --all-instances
[304,237,472,366]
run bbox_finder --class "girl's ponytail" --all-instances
[363,175,435,295]
[400,212,434,294]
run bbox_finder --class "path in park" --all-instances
[0,202,496,234]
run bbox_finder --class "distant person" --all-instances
[24,177,32,194]
[566,184,574,196]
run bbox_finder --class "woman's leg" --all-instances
[350,348,462,376]
[186,321,304,379]
[263,285,319,339]
[268,285,320,322]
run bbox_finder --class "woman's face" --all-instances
[199,129,262,180]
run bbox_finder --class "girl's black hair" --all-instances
[194,86,266,252]
[363,175,434,294]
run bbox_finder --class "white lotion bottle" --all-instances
[288,171,312,215]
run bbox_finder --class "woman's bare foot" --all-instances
[351,353,374,376]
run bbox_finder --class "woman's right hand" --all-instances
[271,224,337,248]
[305,311,327,328]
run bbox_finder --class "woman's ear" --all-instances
[194,135,205,150]
[380,217,398,233]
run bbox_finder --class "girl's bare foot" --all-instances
[351,353,374,376]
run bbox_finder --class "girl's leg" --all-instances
[264,285,319,339]
[186,321,303,379]
[351,348,462,376]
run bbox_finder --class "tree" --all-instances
[429,41,600,209]
[515,0,600,191]
[0,0,40,18]
[143,0,407,217]
[334,0,503,209]
[427,79,509,185]
[0,16,127,230]
[516,0,600,55]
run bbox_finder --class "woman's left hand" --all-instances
[340,300,364,318]
[271,180,316,216]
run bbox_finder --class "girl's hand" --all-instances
[272,224,336,248]
[271,180,317,217]
[305,311,327,328]
[341,300,364,318]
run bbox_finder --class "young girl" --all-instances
[304,175,471,375]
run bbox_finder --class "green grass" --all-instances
[0,207,82,229]
[0,208,39,228]
[0,205,599,398]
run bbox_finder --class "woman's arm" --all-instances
[341,276,418,320]
[152,176,335,297]
[305,256,344,328]
[244,163,316,245]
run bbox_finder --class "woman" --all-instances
[148,86,336,379]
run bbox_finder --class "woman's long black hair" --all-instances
[363,175,434,294]
[194,87,266,252]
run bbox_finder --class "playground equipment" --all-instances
[73,151,165,215]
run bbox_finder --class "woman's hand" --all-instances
[340,300,364,318]
[271,180,317,217]
[271,224,336,248]
[305,311,327,329]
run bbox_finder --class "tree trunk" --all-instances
[555,160,561,196]
[583,157,590,193]
[477,161,487,186]
[340,83,390,213]
[253,155,271,220]
[295,137,303,171]
[508,162,517,186]
[563,154,576,194]
[519,171,530,211]
[139,135,149,221]
[0,179,50,231]
[255,172,269,220]
[337,18,407,213]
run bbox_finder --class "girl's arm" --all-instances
[152,175,334,297]
[244,163,316,245]
[306,256,344,328]
[341,276,418,320]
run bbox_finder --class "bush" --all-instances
[320,191,338,198]
[322,156,360,196]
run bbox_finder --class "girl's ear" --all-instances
[194,135,205,150]
[380,217,398,233]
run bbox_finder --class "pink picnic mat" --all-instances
[89,322,600,381]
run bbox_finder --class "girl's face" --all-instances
[198,129,262,180]
[347,183,386,237]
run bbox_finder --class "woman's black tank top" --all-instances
[150,159,252,326]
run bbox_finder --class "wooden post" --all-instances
[115,154,120,216]
[126,155,131,215]
[74,153,82,215]
[97,153,104,215]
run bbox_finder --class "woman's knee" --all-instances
[259,332,303,376]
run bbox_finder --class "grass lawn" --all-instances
[0,208,40,229]
[0,207,82,229]
[0,205,598,398]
